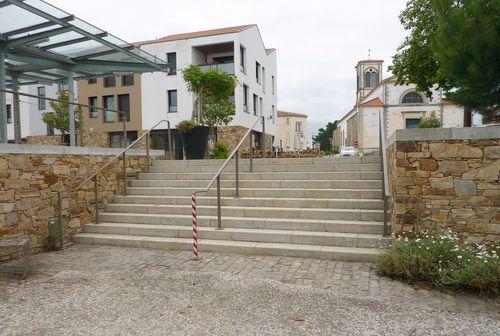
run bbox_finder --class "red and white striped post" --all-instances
[192,192,199,260]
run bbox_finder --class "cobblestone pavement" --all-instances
[1,244,498,316]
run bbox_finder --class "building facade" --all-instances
[334,59,464,153]
[277,110,308,151]
[78,24,278,150]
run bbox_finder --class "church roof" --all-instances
[278,110,308,118]
[358,97,384,107]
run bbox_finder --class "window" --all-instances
[87,78,97,84]
[255,61,261,84]
[253,94,258,115]
[271,75,275,95]
[37,86,46,110]
[167,52,177,75]
[271,105,275,124]
[89,96,98,118]
[240,45,246,72]
[121,75,134,86]
[402,92,424,104]
[405,118,421,129]
[167,90,177,113]
[295,121,302,133]
[286,117,290,125]
[6,104,12,124]
[363,69,379,88]
[103,95,115,122]
[58,83,68,92]
[47,123,54,136]
[243,85,249,112]
[259,97,263,116]
[104,76,116,87]
[262,67,266,91]
[118,94,130,121]
[109,131,138,148]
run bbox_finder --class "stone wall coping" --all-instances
[0,144,165,156]
[387,126,500,146]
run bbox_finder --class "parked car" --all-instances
[340,146,357,156]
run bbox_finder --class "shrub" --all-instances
[378,230,500,294]
[417,111,441,128]
[176,120,197,134]
[214,141,229,159]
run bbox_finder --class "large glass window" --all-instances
[103,76,116,87]
[240,45,246,73]
[167,52,177,75]
[259,97,263,117]
[167,90,177,113]
[6,104,12,124]
[255,62,261,84]
[253,94,258,115]
[103,95,115,122]
[262,67,266,91]
[87,78,97,84]
[89,96,98,118]
[243,85,249,112]
[118,94,130,121]
[402,92,424,104]
[37,86,46,110]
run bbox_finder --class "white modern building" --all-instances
[334,59,465,153]
[137,24,278,147]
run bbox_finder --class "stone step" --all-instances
[113,195,384,210]
[126,187,382,199]
[129,179,382,190]
[74,233,382,262]
[138,171,382,181]
[148,163,381,173]
[152,157,381,166]
[97,212,384,234]
[84,223,387,249]
[105,203,384,221]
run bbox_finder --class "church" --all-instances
[333,59,465,153]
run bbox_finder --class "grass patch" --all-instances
[378,230,500,294]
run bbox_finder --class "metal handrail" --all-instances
[76,119,172,224]
[378,111,390,236]
[193,116,265,229]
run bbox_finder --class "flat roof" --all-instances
[0,0,168,86]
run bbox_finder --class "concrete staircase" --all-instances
[75,156,387,262]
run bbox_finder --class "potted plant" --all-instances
[177,120,210,159]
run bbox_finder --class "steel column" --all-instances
[145,132,150,173]
[122,152,127,195]
[67,71,76,146]
[12,77,21,143]
[261,116,266,158]
[93,175,99,224]
[122,111,127,148]
[235,149,239,197]
[167,121,173,160]
[249,133,254,172]
[0,49,7,143]
[216,176,222,229]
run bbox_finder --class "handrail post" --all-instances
[235,149,239,197]
[379,111,389,237]
[93,175,99,224]
[249,133,254,172]
[261,116,266,159]
[122,152,127,196]
[145,132,150,173]
[216,175,222,229]
[167,121,173,160]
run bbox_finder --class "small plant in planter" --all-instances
[214,141,229,159]
[176,120,210,159]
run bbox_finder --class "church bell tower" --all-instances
[355,59,383,103]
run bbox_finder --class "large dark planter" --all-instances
[181,126,210,159]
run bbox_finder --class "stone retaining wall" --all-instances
[0,145,163,260]
[386,127,499,243]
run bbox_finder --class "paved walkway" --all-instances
[1,244,498,314]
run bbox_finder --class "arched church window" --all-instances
[363,69,379,88]
[401,92,424,104]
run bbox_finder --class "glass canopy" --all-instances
[0,0,168,86]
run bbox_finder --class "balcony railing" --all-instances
[198,63,235,74]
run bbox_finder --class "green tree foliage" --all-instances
[214,141,229,159]
[313,121,337,152]
[390,0,500,122]
[43,90,81,135]
[182,65,237,127]
[418,111,442,128]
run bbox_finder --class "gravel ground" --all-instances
[0,269,498,336]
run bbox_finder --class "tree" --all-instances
[43,90,82,135]
[182,65,237,129]
[390,0,500,123]
[418,111,441,128]
[313,121,338,152]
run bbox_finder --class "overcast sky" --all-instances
[51,0,408,144]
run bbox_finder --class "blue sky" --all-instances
[51,0,408,144]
